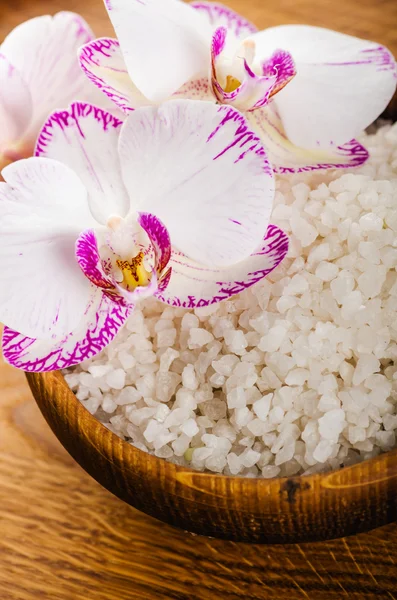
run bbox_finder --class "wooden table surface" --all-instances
[1,0,397,598]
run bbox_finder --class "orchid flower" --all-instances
[0,100,288,372]
[79,0,397,173]
[0,12,110,169]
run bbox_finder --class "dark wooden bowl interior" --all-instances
[26,371,397,544]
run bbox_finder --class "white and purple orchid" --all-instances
[0,100,288,372]
[79,0,397,173]
[0,12,109,168]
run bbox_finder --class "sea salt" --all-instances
[66,123,397,479]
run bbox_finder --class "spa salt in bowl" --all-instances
[65,122,397,480]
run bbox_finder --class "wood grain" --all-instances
[1,0,397,596]
[0,358,397,599]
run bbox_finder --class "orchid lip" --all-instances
[116,252,152,291]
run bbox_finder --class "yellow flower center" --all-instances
[116,252,151,290]
[224,75,241,93]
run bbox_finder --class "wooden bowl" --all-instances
[26,370,397,544]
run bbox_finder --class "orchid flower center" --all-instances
[103,215,153,293]
[116,252,152,291]
[212,32,295,112]
[217,38,257,92]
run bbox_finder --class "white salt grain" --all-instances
[224,330,248,354]
[116,387,142,405]
[359,212,383,232]
[188,328,214,348]
[106,369,126,390]
[353,355,380,386]
[182,364,198,391]
[313,440,334,463]
[290,215,318,247]
[252,394,273,420]
[315,261,339,282]
[157,328,177,347]
[227,387,246,409]
[261,465,281,478]
[241,449,261,468]
[181,313,199,330]
[269,406,285,425]
[181,418,199,437]
[318,409,346,442]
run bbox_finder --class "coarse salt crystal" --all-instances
[188,328,214,348]
[259,325,287,352]
[275,441,296,466]
[315,261,339,282]
[285,368,309,386]
[269,406,284,425]
[284,274,309,296]
[290,215,318,247]
[105,369,126,390]
[181,418,199,437]
[359,212,383,232]
[116,386,142,405]
[88,364,113,378]
[318,409,346,442]
[234,407,254,428]
[252,394,273,420]
[375,430,396,450]
[261,465,281,478]
[313,440,334,463]
[212,355,239,376]
[182,364,198,391]
[352,355,380,386]
[172,434,191,456]
[224,329,248,354]
[227,453,243,475]
[227,387,246,409]
[383,414,397,431]
[241,449,261,468]
[202,400,227,421]
[181,313,199,330]
[157,328,177,347]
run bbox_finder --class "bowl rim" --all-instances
[31,369,397,485]
[27,369,397,543]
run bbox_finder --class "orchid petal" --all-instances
[1,12,97,139]
[119,100,275,268]
[191,1,257,40]
[0,158,95,340]
[137,212,171,274]
[158,267,172,293]
[173,78,214,102]
[36,102,129,225]
[79,38,148,113]
[76,229,116,291]
[2,290,132,372]
[262,49,296,97]
[252,25,397,149]
[248,105,369,173]
[104,0,211,102]
[157,225,288,307]
[0,54,32,150]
